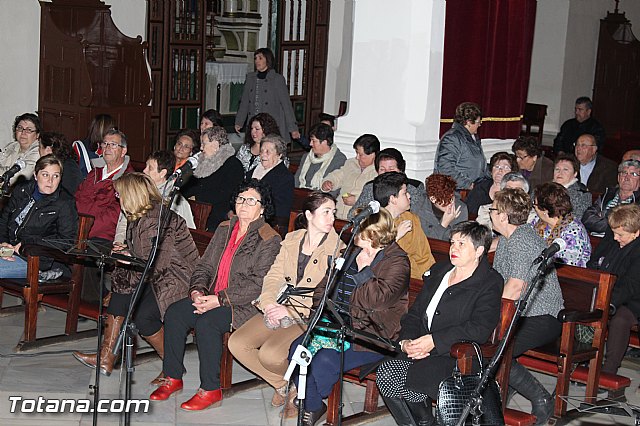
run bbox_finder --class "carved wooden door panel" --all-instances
[274,0,330,145]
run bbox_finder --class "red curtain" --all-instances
[439,0,537,139]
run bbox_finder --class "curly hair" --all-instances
[512,136,541,158]
[40,132,74,162]
[356,207,396,249]
[295,191,336,230]
[113,173,162,222]
[534,182,573,218]
[245,113,281,146]
[261,134,287,157]
[426,173,457,206]
[230,178,276,221]
[453,102,482,125]
[493,188,531,226]
[202,126,229,146]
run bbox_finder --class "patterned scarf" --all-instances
[535,212,574,244]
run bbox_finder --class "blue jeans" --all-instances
[0,256,28,278]
[288,335,383,411]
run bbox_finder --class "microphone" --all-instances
[276,283,316,304]
[0,159,26,185]
[345,200,381,229]
[533,238,567,264]
[170,155,199,180]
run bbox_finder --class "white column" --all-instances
[332,0,446,183]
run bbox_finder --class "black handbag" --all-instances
[436,341,504,425]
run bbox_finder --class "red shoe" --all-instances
[150,377,183,401]
[180,388,223,411]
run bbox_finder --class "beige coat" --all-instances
[323,158,377,219]
[0,141,40,185]
[256,228,345,320]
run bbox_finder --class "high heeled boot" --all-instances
[509,362,554,425]
[73,314,124,376]
[381,395,417,426]
[142,327,165,385]
[406,399,436,426]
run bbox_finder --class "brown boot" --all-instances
[143,327,165,385]
[281,385,298,418]
[73,314,124,376]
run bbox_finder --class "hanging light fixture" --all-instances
[610,0,637,44]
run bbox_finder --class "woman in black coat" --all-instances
[376,221,503,426]
[0,155,78,279]
[247,134,294,235]
[587,204,640,375]
[181,126,244,232]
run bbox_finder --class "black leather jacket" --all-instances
[0,180,78,247]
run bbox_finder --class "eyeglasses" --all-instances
[16,125,36,134]
[492,165,511,171]
[100,141,124,149]
[619,171,640,178]
[235,196,262,206]
[575,143,596,149]
[515,155,530,161]
[488,207,499,213]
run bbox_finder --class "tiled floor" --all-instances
[0,296,638,425]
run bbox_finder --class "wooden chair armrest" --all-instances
[557,309,603,323]
[450,342,497,359]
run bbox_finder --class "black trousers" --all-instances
[106,284,162,336]
[512,314,562,357]
[162,297,232,391]
[603,305,638,374]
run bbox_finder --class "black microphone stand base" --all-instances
[552,395,640,425]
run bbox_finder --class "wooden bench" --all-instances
[0,214,96,351]
[187,199,213,232]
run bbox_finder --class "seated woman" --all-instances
[249,134,294,236]
[321,134,380,220]
[0,155,78,279]
[290,208,411,425]
[490,188,565,425]
[73,173,199,377]
[199,109,224,132]
[588,204,640,375]
[476,172,532,233]
[552,153,591,219]
[422,173,468,240]
[172,129,200,171]
[227,192,344,410]
[39,132,83,195]
[149,179,281,410]
[465,151,518,216]
[0,113,42,186]
[512,135,554,191]
[236,113,282,175]
[530,182,591,267]
[376,221,502,426]
[73,114,115,176]
[181,126,244,232]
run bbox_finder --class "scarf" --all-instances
[297,144,338,189]
[252,159,281,180]
[560,177,578,189]
[535,212,574,245]
[193,144,235,178]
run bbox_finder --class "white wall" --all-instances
[528,0,640,138]
[0,0,146,149]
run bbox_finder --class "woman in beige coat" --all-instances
[228,191,345,408]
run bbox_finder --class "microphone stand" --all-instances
[111,177,182,426]
[455,253,556,426]
[284,221,360,426]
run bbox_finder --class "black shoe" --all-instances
[406,399,435,426]
[509,362,554,426]
[301,402,327,426]
[381,395,417,426]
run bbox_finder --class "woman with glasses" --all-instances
[181,126,244,232]
[434,102,488,190]
[512,136,554,191]
[0,113,42,187]
[73,173,199,379]
[172,129,200,171]
[149,179,281,411]
[552,153,591,219]
[228,191,344,413]
[465,151,518,216]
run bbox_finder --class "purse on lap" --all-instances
[436,341,504,426]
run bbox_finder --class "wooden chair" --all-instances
[292,187,314,212]
[0,214,95,351]
[520,103,547,147]
[187,198,213,231]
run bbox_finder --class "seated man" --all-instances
[623,149,640,162]
[348,148,428,229]
[422,173,468,240]
[574,134,618,195]
[373,172,435,279]
[553,96,606,154]
[321,134,379,220]
[582,159,640,235]
[294,123,346,191]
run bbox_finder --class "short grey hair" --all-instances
[618,159,640,172]
[261,134,287,157]
[202,126,229,146]
[104,128,128,147]
[500,171,530,193]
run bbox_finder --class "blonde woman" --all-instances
[73,173,199,379]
